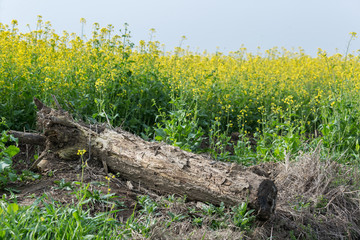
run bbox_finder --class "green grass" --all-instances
[0,190,255,239]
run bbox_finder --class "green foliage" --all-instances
[208,120,232,161]
[187,201,255,231]
[1,181,257,239]
[0,195,122,239]
[137,195,158,215]
[17,170,40,182]
[201,202,226,217]
[2,19,360,239]
[166,211,187,227]
[81,189,117,206]
[53,179,74,191]
[122,196,159,238]
[1,18,360,166]
[153,97,204,152]
[232,202,255,231]
[319,97,360,165]
[292,196,311,211]
[232,131,257,166]
[0,119,20,190]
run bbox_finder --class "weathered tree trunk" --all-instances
[23,98,277,220]
[9,130,46,146]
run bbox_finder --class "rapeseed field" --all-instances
[1,17,360,164]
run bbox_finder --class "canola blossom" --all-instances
[1,18,360,163]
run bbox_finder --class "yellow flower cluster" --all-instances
[77,149,86,156]
[0,18,359,135]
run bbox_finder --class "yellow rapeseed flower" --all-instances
[77,149,86,156]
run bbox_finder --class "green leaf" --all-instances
[7,203,19,214]
[8,172,17,181]
[83,235,95,240]
[1,132,9,143]
[4,145,20,158]
[9,135,18,144]
[0,230,5,238]
[0,162,10,172]
[73,210,80,221]
[155,136,163,141]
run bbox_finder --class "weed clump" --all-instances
[252,143,360,239]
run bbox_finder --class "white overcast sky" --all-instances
[0,0,359,56]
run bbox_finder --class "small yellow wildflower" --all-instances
[77,149,86,156]
[350,32,357,38]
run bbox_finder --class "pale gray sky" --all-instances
[0,0,359,56]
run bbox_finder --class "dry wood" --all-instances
[9,130,46,146]
[23,97,278,220]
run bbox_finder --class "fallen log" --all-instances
[23,97,277,220]
[9,130,46,146]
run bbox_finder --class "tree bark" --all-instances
[9,130,46,146]
[24,98,278,220]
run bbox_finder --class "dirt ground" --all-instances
[3,144,139,220]
[2,143,360,240]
